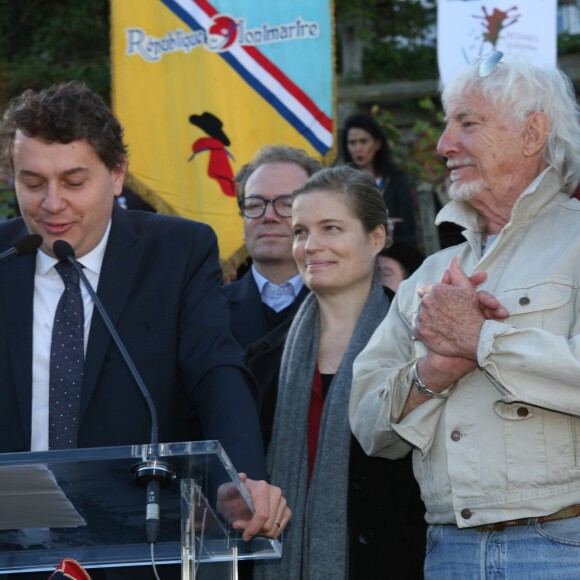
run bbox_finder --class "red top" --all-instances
[307,366,325,485]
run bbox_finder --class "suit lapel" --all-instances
[237,273,270,344]
[80,207,142,421]
[0,229,36,446]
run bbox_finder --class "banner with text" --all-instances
[111,0,335,261]
[437,0,557,86]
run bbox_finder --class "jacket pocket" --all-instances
[497,282,573,335]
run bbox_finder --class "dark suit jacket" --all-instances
[222,270,309,348]
[0,206,267,480]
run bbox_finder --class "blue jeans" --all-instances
[425,518,580,579]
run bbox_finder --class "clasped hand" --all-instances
[413,257,509,360]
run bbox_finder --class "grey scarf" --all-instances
[254,281,389,580]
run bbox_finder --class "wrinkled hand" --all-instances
[217,473,290,542]
[477,289,509,321]
[441,261,509,321]
[414,258,486,359]
[405,259,510,414]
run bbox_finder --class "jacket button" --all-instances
[352,476,366,491]
[358,531,374,545]
[451,430,462,442]
[461,508,472,520]
[517,407,529,417]
[519,296,530,306]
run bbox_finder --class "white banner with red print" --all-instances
[437,0,557,86]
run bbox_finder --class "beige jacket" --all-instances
[350,168,580,527]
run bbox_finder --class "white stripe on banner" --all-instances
[169,0,333,150]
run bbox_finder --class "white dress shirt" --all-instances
[31,222,111,451]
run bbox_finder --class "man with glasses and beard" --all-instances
[224,146,321,348]
[350,52,580,578]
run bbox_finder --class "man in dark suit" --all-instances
[0,81,289,566]
[223,146,321,348]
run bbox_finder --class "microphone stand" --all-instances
[54,241,175,545]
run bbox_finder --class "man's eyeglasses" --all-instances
[239,195,293,219]
[477,51,504,78]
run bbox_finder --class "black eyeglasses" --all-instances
[239,195,293,219]
[476,51,504,78]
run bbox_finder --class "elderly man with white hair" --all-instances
[349,52,580,579]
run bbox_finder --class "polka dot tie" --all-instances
[49,260,84,449]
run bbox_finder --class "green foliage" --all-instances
[0,181,17,220]
[335,0,436,39]
[558,32,580,54]
[336,0,438,82]
[372,98,447,192]
[0,0,111,107]
[0,0,111,218]
[362,42,438,83]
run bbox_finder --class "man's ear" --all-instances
[112,157,128,197]
[523,112,549,158]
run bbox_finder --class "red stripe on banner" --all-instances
[191,0,218,18]
[243,44,333,133]
[189,0,332,134]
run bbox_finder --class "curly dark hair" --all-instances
[0,81,127,175]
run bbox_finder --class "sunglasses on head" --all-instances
[475,51,504,78]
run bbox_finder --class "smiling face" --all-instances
[242,161,309,277]
[292,190,385,295]
[346,127,381,174]
[13,132,126,258]
[437,90,530,203]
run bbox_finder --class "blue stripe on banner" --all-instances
[162,0,202,31]
[161,0,329,154]
[220,51,329,154]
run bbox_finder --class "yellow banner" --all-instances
[111,0,335,261]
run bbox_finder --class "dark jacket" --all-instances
[383,171,417,247]
[222,269,308,348]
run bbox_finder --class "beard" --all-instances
[447,178,484,202]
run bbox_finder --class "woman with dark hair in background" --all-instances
[342,113,417,247]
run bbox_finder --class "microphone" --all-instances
[0,234,42,261]
[53,240,175,544]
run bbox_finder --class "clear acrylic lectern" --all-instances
[0,441,281,579]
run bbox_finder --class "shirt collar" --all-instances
[251,265,304,294]
[36,220,112,277]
